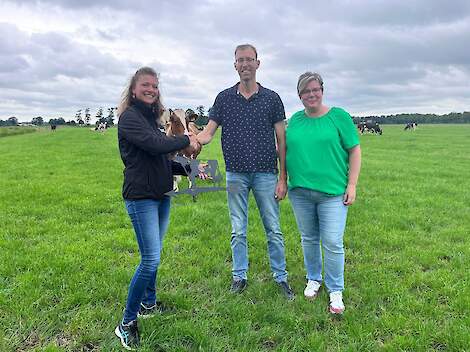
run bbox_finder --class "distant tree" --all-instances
[67,120,77,126]
[48,117,66,125]
[196,105,205,117]
[75,109,84,125]
[95,107,104,124]
[106,107,116,126]
[195,115,208,127]
[7,117,19,126]
[31,116,44,126]
[84,108,91,125]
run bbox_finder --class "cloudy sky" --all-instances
[1,0,470,122]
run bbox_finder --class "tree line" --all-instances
[0,107,117,127]
[352,111,470,124]
[1,105,211,127]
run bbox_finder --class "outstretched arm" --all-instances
[119,111,189,155]
[196,120,219,145]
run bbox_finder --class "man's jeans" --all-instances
[123,197,170,323]
[226,172,288,283]
[288,188,348,293]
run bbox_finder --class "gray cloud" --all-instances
[1,0,470,121]
[0,23,137,120]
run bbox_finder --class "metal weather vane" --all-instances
[165,156,225,198]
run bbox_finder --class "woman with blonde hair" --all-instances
[286,72,361,314]
[115,67,200,349]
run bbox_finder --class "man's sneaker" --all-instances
[138,301,172,318]
[277,281,295,301]
[304,280,321,299]
[230,279,247,293]
[115,320,139,351]
[329,291,345,314]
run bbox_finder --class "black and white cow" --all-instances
[358,121,382,135]
[404,122,418,131]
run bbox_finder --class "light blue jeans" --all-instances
[226,172,288,283]
[122,197,171,323]
[288,188,348,293]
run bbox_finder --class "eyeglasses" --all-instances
[235,57,256,64]
[300,88,322,96]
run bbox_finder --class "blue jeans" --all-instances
[226,172,288,283]
[122,197,171,323]
[288,188,348,293]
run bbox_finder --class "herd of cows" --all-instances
[356,120,418,135]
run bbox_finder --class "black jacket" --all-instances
[118,100,190,200]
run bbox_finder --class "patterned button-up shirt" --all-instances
[209,83,285,173]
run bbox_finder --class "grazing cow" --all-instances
[91,122,107,132]
[50,124,57,131]
[358,120,382,135]
[404,122,418,131]
[95,122,107,132]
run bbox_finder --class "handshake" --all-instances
[182,132,202,159]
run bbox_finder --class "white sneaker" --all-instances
[329,291,345,314]
[304,280,321,299]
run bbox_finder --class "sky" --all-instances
[1,0,470,122]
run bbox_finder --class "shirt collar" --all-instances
[230,82,265,96]
[132,99,157,121]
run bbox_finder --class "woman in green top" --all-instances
[286,72,361,314]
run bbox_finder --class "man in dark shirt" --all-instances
[197,44,294,300]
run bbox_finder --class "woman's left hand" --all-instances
[343,184,356,205]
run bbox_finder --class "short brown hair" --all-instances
[297,72,324,96]
[234,44,258,59]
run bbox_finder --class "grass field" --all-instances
[1,124,469,351]
[0,126,37,138]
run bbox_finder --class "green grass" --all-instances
[1,125,469,351]
[0,126,37,138]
